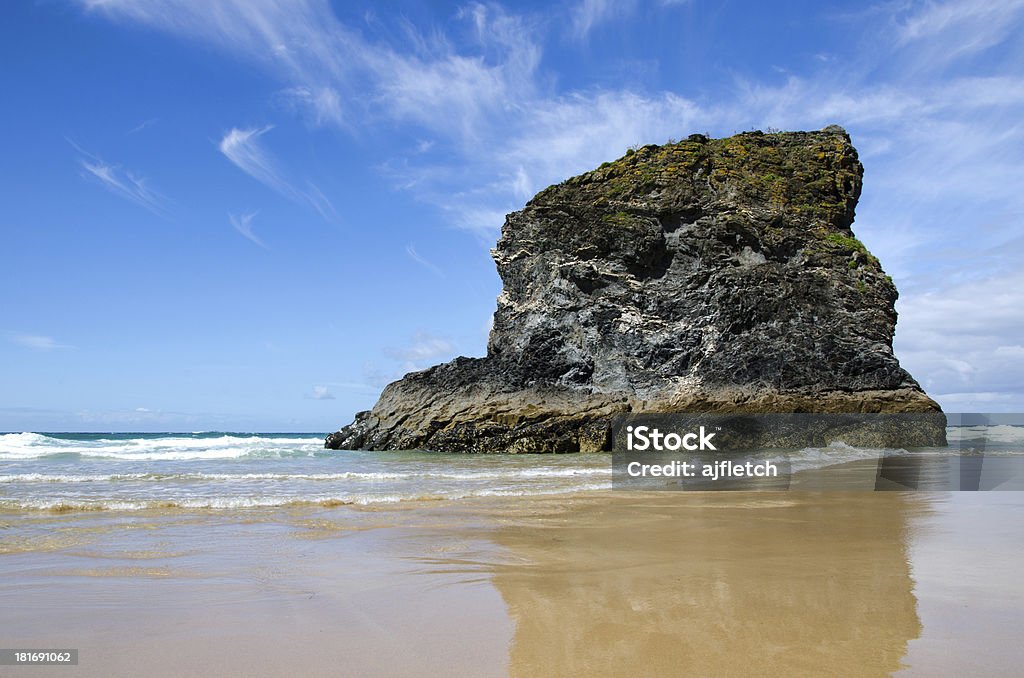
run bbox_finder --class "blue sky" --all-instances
[2,0,1023,431]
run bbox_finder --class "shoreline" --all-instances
[5,447,1022,515]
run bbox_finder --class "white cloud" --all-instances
[78,0,1024,408]
[380,89,705,238]
[896,0,1024,65]
[405,244,445,277]
[80,0,363,125]
[78,1,536,136]
[218,126,337,220]
[894,269,1024,410]
[76,1,534,233]
[78,0,1024,237]
[372,5,542,144]
[280,85,343,126]
[568,0,633,40]
[567,0,689,41]
[309,386,335,400]
[7,334,70,350]
[229,211,267,249]
[127,117,158,134]
[498,90,702,187]
[81,160,161,209]
[218,126,293,195]
[386,332,456,363]
[301,183,339,223]
[77,0,541,142]
[70,139,169,215]
[933,392,1017,405]
[454,207,512,241]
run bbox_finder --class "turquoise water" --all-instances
[1,427,1022,511]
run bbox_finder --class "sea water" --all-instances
[1,427,1022,512]
[0,432,613,511]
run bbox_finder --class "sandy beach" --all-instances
[7,2,1024,677]
[2,489,1022,677]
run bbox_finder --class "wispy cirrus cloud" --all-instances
[895,0,1024,65]
[229,211,267,249]
[76,0,356,118]
[568,0,633,40]
[77,0,1024,238]
[127,117,158,134]
[218,126,338,222]
[567,0,689,41]
[77,1,540,234]
[75,0,1024,408]
[279,86,344,126]
[7,333,71,350]
[218,126,291,195]
[69,139,169,216]
[381,89,705,236]
[405,244,445,278]
[79,0,362,127]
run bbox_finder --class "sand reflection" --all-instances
[488,493,923,677]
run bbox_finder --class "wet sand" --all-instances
[1,490,1022,677]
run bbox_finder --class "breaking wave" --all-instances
[0,432,323,460]
[2,427,1020,514]
[0,467,612,484]
[0,482,613,513]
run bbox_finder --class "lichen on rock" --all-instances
[326,126,944,453]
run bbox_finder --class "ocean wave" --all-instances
[0,467,612,484]
[0,482,612,513]
[0,432,55,447]
[780,441,906,472]
[0,432,322,460]
[947,424,1024,445]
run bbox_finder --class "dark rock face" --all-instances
[327,127,944,453]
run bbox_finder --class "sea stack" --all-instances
[327,126,944,452]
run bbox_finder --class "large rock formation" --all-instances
[327,127,943,453]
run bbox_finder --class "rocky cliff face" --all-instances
[327,127,943,453]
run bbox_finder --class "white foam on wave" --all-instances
[0,481,613,512]
[0,432,55,447]
[66,446,320,461]
[947,425,1024,445]
[0,467,612,484]
[0,433,322,460]
[782,441,902,472]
